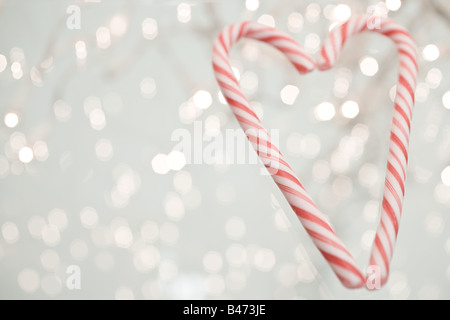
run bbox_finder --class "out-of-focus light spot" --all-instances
[300,134,321,158]
[363,200,379,222]
[442,91,450,109]
[28,216,46,239]
[140,77,156,99]
[41,274,62,296]
[225,216,246,240]
[278,263,299,287]
[109,14,128,37]
[33,141,49,162]
[414,83,429,103]
[441,166,450,186]
[314,102,335,121]
[48,208,68,232]
[0,54,7,72]
[95,138,113,161]
[19,146,33,164]
[141,221,159,243]
[323,4,336,20]
[257,14,275,27]
[152,153,170,174]
[75,40,87,60]
[425,212,444,236]
[173,171,192,194]
[164,193,185,221]
[167,150,186,171]
[40,250,60,271]
[422,44,439,61]
[304,33,320,54]
[0,156,9,178]
[89,109,106,130]
[242,43,260,61]
[41,224,60,246]
[274,208,291,231]
[226,244,247,266]
[217,91,227,104]
[30,66,43,86]
[245,0,259,11]
[240,72,258,94]
[205,274,225,296]
[330,150,350,173]
[177,3,191,23]
[288,12,304,33]
[18,269,40,293]
[280,85,299,105]
[142,18,158,40]
[4,112,19,128]
[11,61,23,79]
[70,239,89,260]
[425,68,442,89]
[359,163,379,187]
[203,251,223,273]
[334,4,351,22]
[334,77,350,98]
[286,132,302,156]
[332,176,353,199]
[386,0,402,11]
[361,230,376,250]
[435,183,450,204]
[352,123,370,142]
[2,221,19,243]
[80,207,99,229]
[53,100,72,122]
[91,226,113,247]
[115,287,135,300]
[134,245,160,272]
[159,222,179,245]
[341,100,359,119]
[253,248,276,271]
[96,26,111,49]
[305,3,321,23]
[360,56,378,76]
[313,160,331,182]
[159,259,178,281]
[193,90,212,110]
[114,225,133,248]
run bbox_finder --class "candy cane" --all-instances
[212,15,417,289]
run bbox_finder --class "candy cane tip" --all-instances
[316,56,332,71]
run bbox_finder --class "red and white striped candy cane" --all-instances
[212,15,417,289]
[318,15,418,288]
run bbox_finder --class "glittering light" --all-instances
[96,26,111,49]
[240,72,258,94]
[441,166,450,187]
[95,138,113,161]
[360,56,379,76]
[386,0,402,11]
[115,287,135,300]
[75,40,87,60]
[80,206,99,229]
[32,141,48,162]
[253,248,276,272]
[141,221,159,243]
[109,14,128,37]
[0,54,7,72]
[11,61,23,79]
[442,91,450,109]
[359,163,379,187]
[334,77,350,98]
[341,100,359,119]
[306,3,321,23]
[363,200,379,222]
[332,176,353,198]
[167,150,186,171]
[422,44,439,61]
[177,3,191,23]
[18,146,34,164]
[288,12,304,33]
[142,18,158,40]
[173,171,192,194]
[1,221,19,243]
[17,269,40,293]
[89,109,106,130]
[312,160,331,182]
[164,193,185,221]
[245,0,259,11]
[152,153,170,174]
[53,100,72,122]
[41,224,60,246]
[314,102,335,121]
[425,68,442,89]
[415,83,429,103]
[257,14,275,27]
[334,4,351,22]
[304,33,320,54]
[28,216,46,239]
[203,251,223,273]
[114,225,133,248]
[134,245,160,272]
[280,85,299,105]
[4,112,19,128]
[193,90,212,110]
[225,216,246,240]
[300,134,321,158]
[140,78,156,99]
[48,208,68,232]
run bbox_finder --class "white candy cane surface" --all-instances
[212,15,417,289]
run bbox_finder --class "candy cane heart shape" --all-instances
[317,15,418,288]
[212,16,417,290]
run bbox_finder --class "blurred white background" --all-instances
[0,0,449,299]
